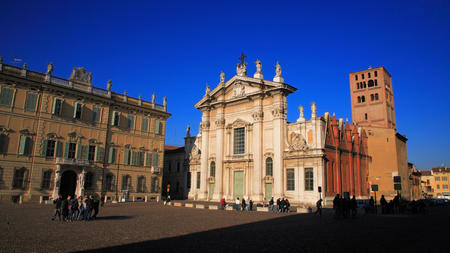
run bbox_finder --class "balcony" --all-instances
[151,167,161,174]
[56,157,91,166]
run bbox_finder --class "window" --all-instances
[443,176,448,181]
[435,176,441,181]
[0,134,8,154]
[154,119,162,134]
[305,168,314,191]
[18,135,32,156]
[361,96,365,102]
[363,82,366,88]
[355,75,358,81]
[370,94,374,101]
[196,172,201,189]
[124,149,131,165]
[152,153,159,168]
[361,74,365,79]
[41,170,52,189]
[374,71,378,77]
[368,72,371,78]
[266,157,273,176]
[73,102,83,119]
[84,172,94,189]
[368,80,374,87]
[88,145,96,161]
[25,93,37,112]
[0,87,13,107]
[105,174,114,192]
[443,185,448,190]
[210,161,215,177]
[46,140,56,157]
[357,83,360,89]
[357,96,361,103]
[286,168,295,191]
[437,184,440,189]
[233,127,245,154]
[365,113,368,120]
[137,176,145,193]
[112,111,120,126]
[52,98,63,115]
[151,177,159,193]
[375,79,378,86]
[141,118,148,132]
[122,175,131,190]
[127,114,135,129]
[68,143,76,159]
[375,93,379,100]
[108,147,116,164]
[144,152,151,167]
[13,168,26,189]
[92,106,101,123]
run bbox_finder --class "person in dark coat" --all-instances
[315,199,323,216]
[61,196,70,221]
[92,196,100,219]
[241,198,246,211]
[69,196,79,222]
[380,195,387,214]
[351,195,357,218]
[276,198,281,213]
[51,194,63,221]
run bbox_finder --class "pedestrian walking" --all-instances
[51,194,62,221]
[315,198,322,216]
[235,197,240,211]
[269,197,274,213]
[241,198,246,211]
[92,196,100,219]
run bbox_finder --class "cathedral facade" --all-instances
[188,56,369,205]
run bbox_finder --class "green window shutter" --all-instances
[64,142,69,158]
[152,153,159,168]
[52,98,57,114]
[73,102,78,118]
[131,151,136,166]
[108,147,115,164]
[18,136,27,155]
[76,144,82,160]
[96,145,103,162]
[124,149,130,165]
[145,152,151,167]
[155,120,160,134]
[55,141,62,157]
[25,136,32,156]
[141,118,148,132]
[41,139,48,157]
[83,145,89,160]
[0,87,13,106]
[25,93,37,112]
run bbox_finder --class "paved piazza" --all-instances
[1,203,449,253]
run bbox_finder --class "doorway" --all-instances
[233,171,244,200]
[59,170,77,198]
[209,183,215,200]
[265,183,273,200]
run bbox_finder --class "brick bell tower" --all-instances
[349,66,396,129]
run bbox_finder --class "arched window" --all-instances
[368,80,374,87]
[357,96,361,103]
[370,94,374,101]
[41,170,52,189]
[210,161,215,177]
[357,83,360,89]
[105,173,114,192]
[364,82,366,88]
[84,172,94,189]
[137,176,145,193]
[361,96,365,102]
[266,157,273,176]
[13,167,27,189]
[375,93,379,100]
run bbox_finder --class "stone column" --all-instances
[272,97,286,199]
[198,109,210,200]
[251,108,264,201]
[52,165,62,199]
[77,168,86,197]
[213,117,225,200]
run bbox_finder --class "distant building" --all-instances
[0,59,170,202]
[421,167,450,198]
[349,67,412,201]
[162,145,189,200]
[187,56,369,206]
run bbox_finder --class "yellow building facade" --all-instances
[421,167,450,198]
[0,60,170,203]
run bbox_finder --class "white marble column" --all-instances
[213,117,225,200]
[252,109,264,201]
[52,165,62,199]
[198,110,210,200]
[272,98,286,199]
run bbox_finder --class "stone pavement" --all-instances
[0,202,449,253]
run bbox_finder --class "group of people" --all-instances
[333,194,358,218]
[268,197,291,213]
[51,194,100,222]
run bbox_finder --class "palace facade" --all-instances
[187,56,369,206]
[0,59,170,202]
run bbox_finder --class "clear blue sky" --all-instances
[1,0,449,170]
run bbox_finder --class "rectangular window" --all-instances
[355,75,358,81]
[374,79,378,86]
[0,87,13,107]
[52,98,63,115]
[374,71,378,77]
[437,185,440,189]
[127,114,135,129]
[443,185,448,190]
[233,127,245,154]
[112,111,120,126]
[152,153,159,168]
[73,102,82,119]
[41,170,52,190]
[88,145,96,161]
[368,72,371,78]
[442,176,448,181]
[286,169,295,191]
[305,168,314,191]
[142,117,149,132]
[46,140,56,157]
[0,134,8,154]
[435,177,441,181]
[25,93,37,112]
[92,106,101,123]
[154,119,160,134]
[18,136,32,156]
[196,172,201,189]
[361,73,365,79]
[68,143,76,159]
[124,149,131,165]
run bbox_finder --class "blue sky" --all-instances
[1,0,449,170]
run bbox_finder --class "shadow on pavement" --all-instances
[95,216,133,220]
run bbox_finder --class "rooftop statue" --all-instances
[220,71,225,83]
[46,63,54,75]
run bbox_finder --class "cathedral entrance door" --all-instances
[265,183,273,200]
[209,183,215,199]
[233,171,244,199]
[59,170,77,198]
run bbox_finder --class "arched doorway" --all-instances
[60,170,77,198]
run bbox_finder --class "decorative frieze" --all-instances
[271,107,285,119]
[200,121,210,130]
[252,110,264,122]
[215,118,225,128]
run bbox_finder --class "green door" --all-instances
[209,183,215,199]
[265,183,273,200]
[233,171,244,199]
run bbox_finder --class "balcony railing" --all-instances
[56,157,91,166]
[151,167,161,174]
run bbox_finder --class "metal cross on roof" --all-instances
[238,52,246,66]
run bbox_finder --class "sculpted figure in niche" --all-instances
[289,132,308,152]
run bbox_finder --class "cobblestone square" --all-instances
[1,202,449,253]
